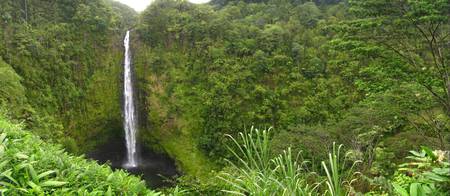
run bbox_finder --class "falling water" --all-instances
[123,30,138,168]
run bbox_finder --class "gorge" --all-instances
[0,0,448,195]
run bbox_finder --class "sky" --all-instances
[115,0,211,12]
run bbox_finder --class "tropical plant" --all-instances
[321,143,362,196]
[392,146,450,196]
[272,148,320,195]
[167,185,189,196]
[219,127,319,195]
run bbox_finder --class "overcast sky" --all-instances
[115,0,211,12]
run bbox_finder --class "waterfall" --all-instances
[123,30,138,168]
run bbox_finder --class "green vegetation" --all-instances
[134,0,448,177]
[0,0,449,195]
[219,128,319,195]
[0,57,26,114]
[131,0,449,194]
[216,129,449,195]
[0,111,158,195]
[0,0,137,152]
[391,147,450,195]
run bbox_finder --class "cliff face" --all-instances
[131,37,216,178]
[0,0,137,153]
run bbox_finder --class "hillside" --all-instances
[0,0,449,195]
[0,0,137,153]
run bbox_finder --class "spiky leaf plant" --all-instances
[321,142,361,196]
[219,127,319,195]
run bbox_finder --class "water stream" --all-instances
[88,31,178,188]
[123,30,138,168]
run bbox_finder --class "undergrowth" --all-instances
[0,113,160,195]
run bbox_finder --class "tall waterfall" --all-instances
[123,31,138,168]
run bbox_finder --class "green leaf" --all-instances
[0,180,16,188]
[420,146,436,160]
[37,170,56,180]
[106,186,112,196]
[393,183,409,196]
[0,189,9,194]
[1,170,19,185]
[16,162,30,170]
[423,172,450,182]
[40,180,68,187]
[27,181,42,193]
[410,183,419,196]
[431,168,450,176]
[422,184,432,195]
[409,150,425,157]
[0,133,6,143]
[0,160,9,170]
[0,145,4,156]
[106,173,114,182]
[15,153,29,159]
[16,188,29,193]
[28,165,38,182]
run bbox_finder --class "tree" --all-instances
[335,0,450,116]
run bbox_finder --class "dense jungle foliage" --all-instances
[0,0,137,153]
[1,0,449,195]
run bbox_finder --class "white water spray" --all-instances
[123,31,138,168]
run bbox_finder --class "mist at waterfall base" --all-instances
[88,31,178,188]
